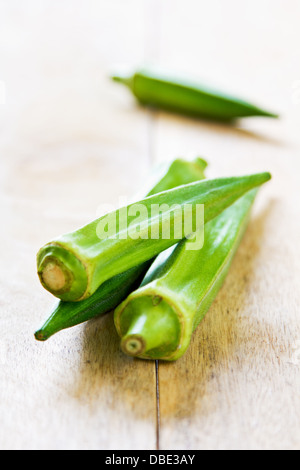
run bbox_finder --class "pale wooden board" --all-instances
[0,0,157,450]
[152,0,300,450]
[0,0,299,451]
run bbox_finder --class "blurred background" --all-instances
[0,0,299,450]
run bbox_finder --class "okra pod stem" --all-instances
[114,188,263,361]
[111,67,278,121]
[37,172,271,302]
[34,157,207,341]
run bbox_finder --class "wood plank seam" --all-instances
[155,360,161,450]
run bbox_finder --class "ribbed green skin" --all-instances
[114,188,261,361]
[37,172,271,302]
[34,262,151,341]
[111,68,278,121]
[34,157,207,341]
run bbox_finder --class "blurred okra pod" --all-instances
[111,67,278,121]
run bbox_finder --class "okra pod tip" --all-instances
[111,72,134,89]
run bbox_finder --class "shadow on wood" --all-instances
[158,200,277,420]
[71,310,157,422]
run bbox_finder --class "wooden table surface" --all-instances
[0,0,299,450]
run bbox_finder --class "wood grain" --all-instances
[153,0,300,450]
[0,0,299,450]
[0,0,157,450]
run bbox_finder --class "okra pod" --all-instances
[37,172,270,302]
[114,188,262,361]
[34,157,207,341]
[111,67,278,121]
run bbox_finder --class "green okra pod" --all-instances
[114,187,263,361]
[34,157,207,341]
[111,67,278,121]
[37,171,271,302]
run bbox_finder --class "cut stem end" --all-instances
[115,294,182,360]
[37,244,88,301]
[121,335,146,357]
[40,262,67,292]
